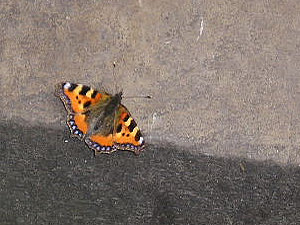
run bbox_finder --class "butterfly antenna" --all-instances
[112,61,119,93]
[124,95,152,99]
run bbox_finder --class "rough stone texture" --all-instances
[1,122,300,224]
[1,1,300,224]
[1,0,300,163]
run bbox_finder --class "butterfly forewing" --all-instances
[112,105,145,154]
[56,82,107,139]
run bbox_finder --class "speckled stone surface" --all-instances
[1,1,300,223]
[1,0,300,163]
[1,122,300,224]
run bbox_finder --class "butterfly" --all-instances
[56,82,145,155]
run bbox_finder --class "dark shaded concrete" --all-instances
[1,121,300,224]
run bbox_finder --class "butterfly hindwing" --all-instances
[84,105,144,154]
[66,114,88,139]
[85,134,116,154]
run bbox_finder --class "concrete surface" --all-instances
[1,122,300,224]
[1,0,300,224]
[1,0,300,163]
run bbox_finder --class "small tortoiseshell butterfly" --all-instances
[56,82,145,155]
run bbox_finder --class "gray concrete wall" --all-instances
[1,0,300,163]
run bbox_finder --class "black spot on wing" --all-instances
[68,83,78,91]
[91,90,98,98]
[135,130,142,142]
[116,124,122,133]
[128,119,137,132]
[123,114,130,122]
[79,85,90,95]
[83,101,91,108]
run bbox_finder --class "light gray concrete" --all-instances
[1,0,300,163]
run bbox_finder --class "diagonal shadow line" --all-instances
[0,121,300,225]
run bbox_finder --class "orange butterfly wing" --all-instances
[113,105,145,153]
[85,105,144,154]
[85,134,115,153]
[56,82,110,139]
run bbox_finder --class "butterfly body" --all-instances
[56,82,145,154]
